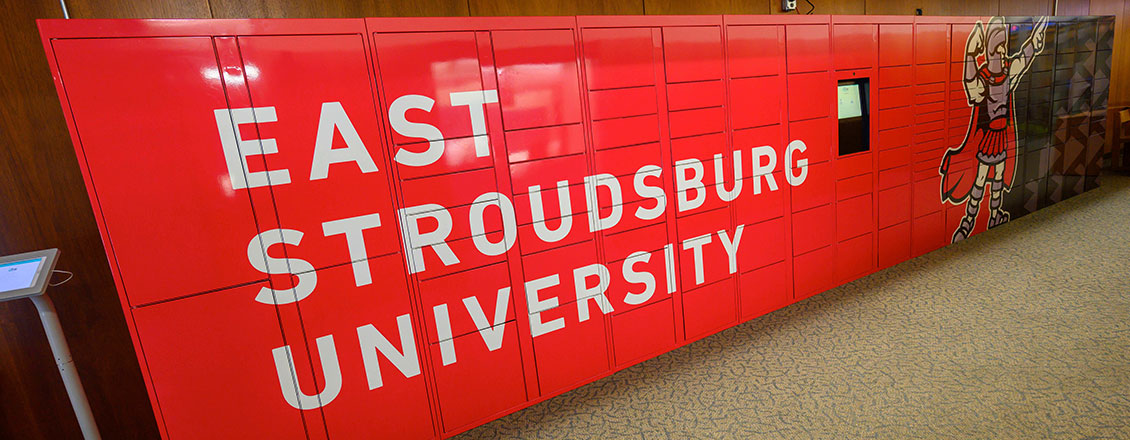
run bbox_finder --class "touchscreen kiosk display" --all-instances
[838,83,863,119]
[837,78,870,156]
[0,257,45,293]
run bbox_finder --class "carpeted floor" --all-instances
[461,173,1130,439]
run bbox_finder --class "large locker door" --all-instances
[52,37,267,307]
[133,283,308,439]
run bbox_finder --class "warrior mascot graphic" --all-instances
[940,17,1048,242]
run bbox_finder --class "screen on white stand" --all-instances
[0,258,45,293]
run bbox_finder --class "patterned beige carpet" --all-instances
[462,173,1130,439]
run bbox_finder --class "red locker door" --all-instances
[675,207,735,290]
[879,24,913,67]
[833,24,876,71]
[669,105,725,138]
[836,193,873,242]
[397,169,508,279]
[915,24,949,65]
[789,117,834,167]
[528,298,610,395]
[510,154,589,197]
[605,247,671,313]
[836,232,874,281]
[663,26,724,82]
[787,71,833,121]
[588,86,659,121]
[734,123,787,174]
[786,24,830,73]
[794,245,835,300]
[505,124,586,167]
[52,37,266,306]
[603,223,668,267]
[520,241,600,314]
[611,299,677,366]
[132,284,307,439]
[593,142,664,187]
[733,171,788,227]
[736,217,788,274]
[912,210,946,256]
[728,25,784,78]
[492,29,583,130]
[519,239,609,395]
[790,161,835,212]
[582,27,657,90]
[677,206,737,338]
[430,323,526,434]
[513,181,588,229]
[740,260,790,320]
[878,221,911,268]
[792,203,835,256]
[682,278,737,340]
[732,75,786,130]
[879,65,913,89]
[592,113,662,150]
[419,262,516,344]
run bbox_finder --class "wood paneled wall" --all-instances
[0,0,169,438]
[1,0,1124,438]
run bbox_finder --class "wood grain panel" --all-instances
[209,0,469,18]
[471,0,642,16]
[647,0,768,15]
[1090,0,1123,20]
[863,0,917,15]
[865,0,1001,16]
[1055,0,1091,15]
[999,0,1052,16]
[952,0,998,16]
[0,0,161,439]
[1116,24,1130,107]
[829,0,867,14]
[65,0,211,18]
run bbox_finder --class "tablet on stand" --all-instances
[0,249,100,439]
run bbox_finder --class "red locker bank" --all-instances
[37,13,1111,438]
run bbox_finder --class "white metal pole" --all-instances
[30,294,101,440]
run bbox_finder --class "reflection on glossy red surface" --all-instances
[38,13,1104,439]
